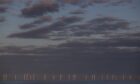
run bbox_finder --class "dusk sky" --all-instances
[0,0,140,74]
[0,0,139,47]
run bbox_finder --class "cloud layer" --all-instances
[21,2,59,17]
[19,0,133,17]
[8,16,83,38]
[8,16,130,39]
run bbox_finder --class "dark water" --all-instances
[0,81,140,84]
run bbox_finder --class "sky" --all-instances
[0,0,140,74]
[0,0,140,47]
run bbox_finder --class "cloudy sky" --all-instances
[0,0,140,73]
[0,0,139,47]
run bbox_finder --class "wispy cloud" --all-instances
[8,16,83,38]
[20,16,52,29]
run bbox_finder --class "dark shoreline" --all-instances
[0,81,140,84]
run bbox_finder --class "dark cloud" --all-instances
[0,46,23,53]
[129,32,140,37]
[88,17,130,31]
[58,31,140,48]
[62,0,109,6]
[20,0,133,18]
[0,0,13,15]
[91,37,140,47]
[0,7,7,13]
[62,0,82,5]
[65,17,130,36]
[59,16,83,24]
[61,0,133,6]
[8,16,83,38]
[20,16,52,29]
[34,16,52,24]
[102,32,140,47]
[90,0,132,4]
[110,0,133,6]
[25,0,33,6]
[70,9,85,14]
[21,3,59,17]
[0,0,12,4]
[0,16,5,22]
[20,23,36,29]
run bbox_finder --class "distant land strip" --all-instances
[0,73,140,80]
